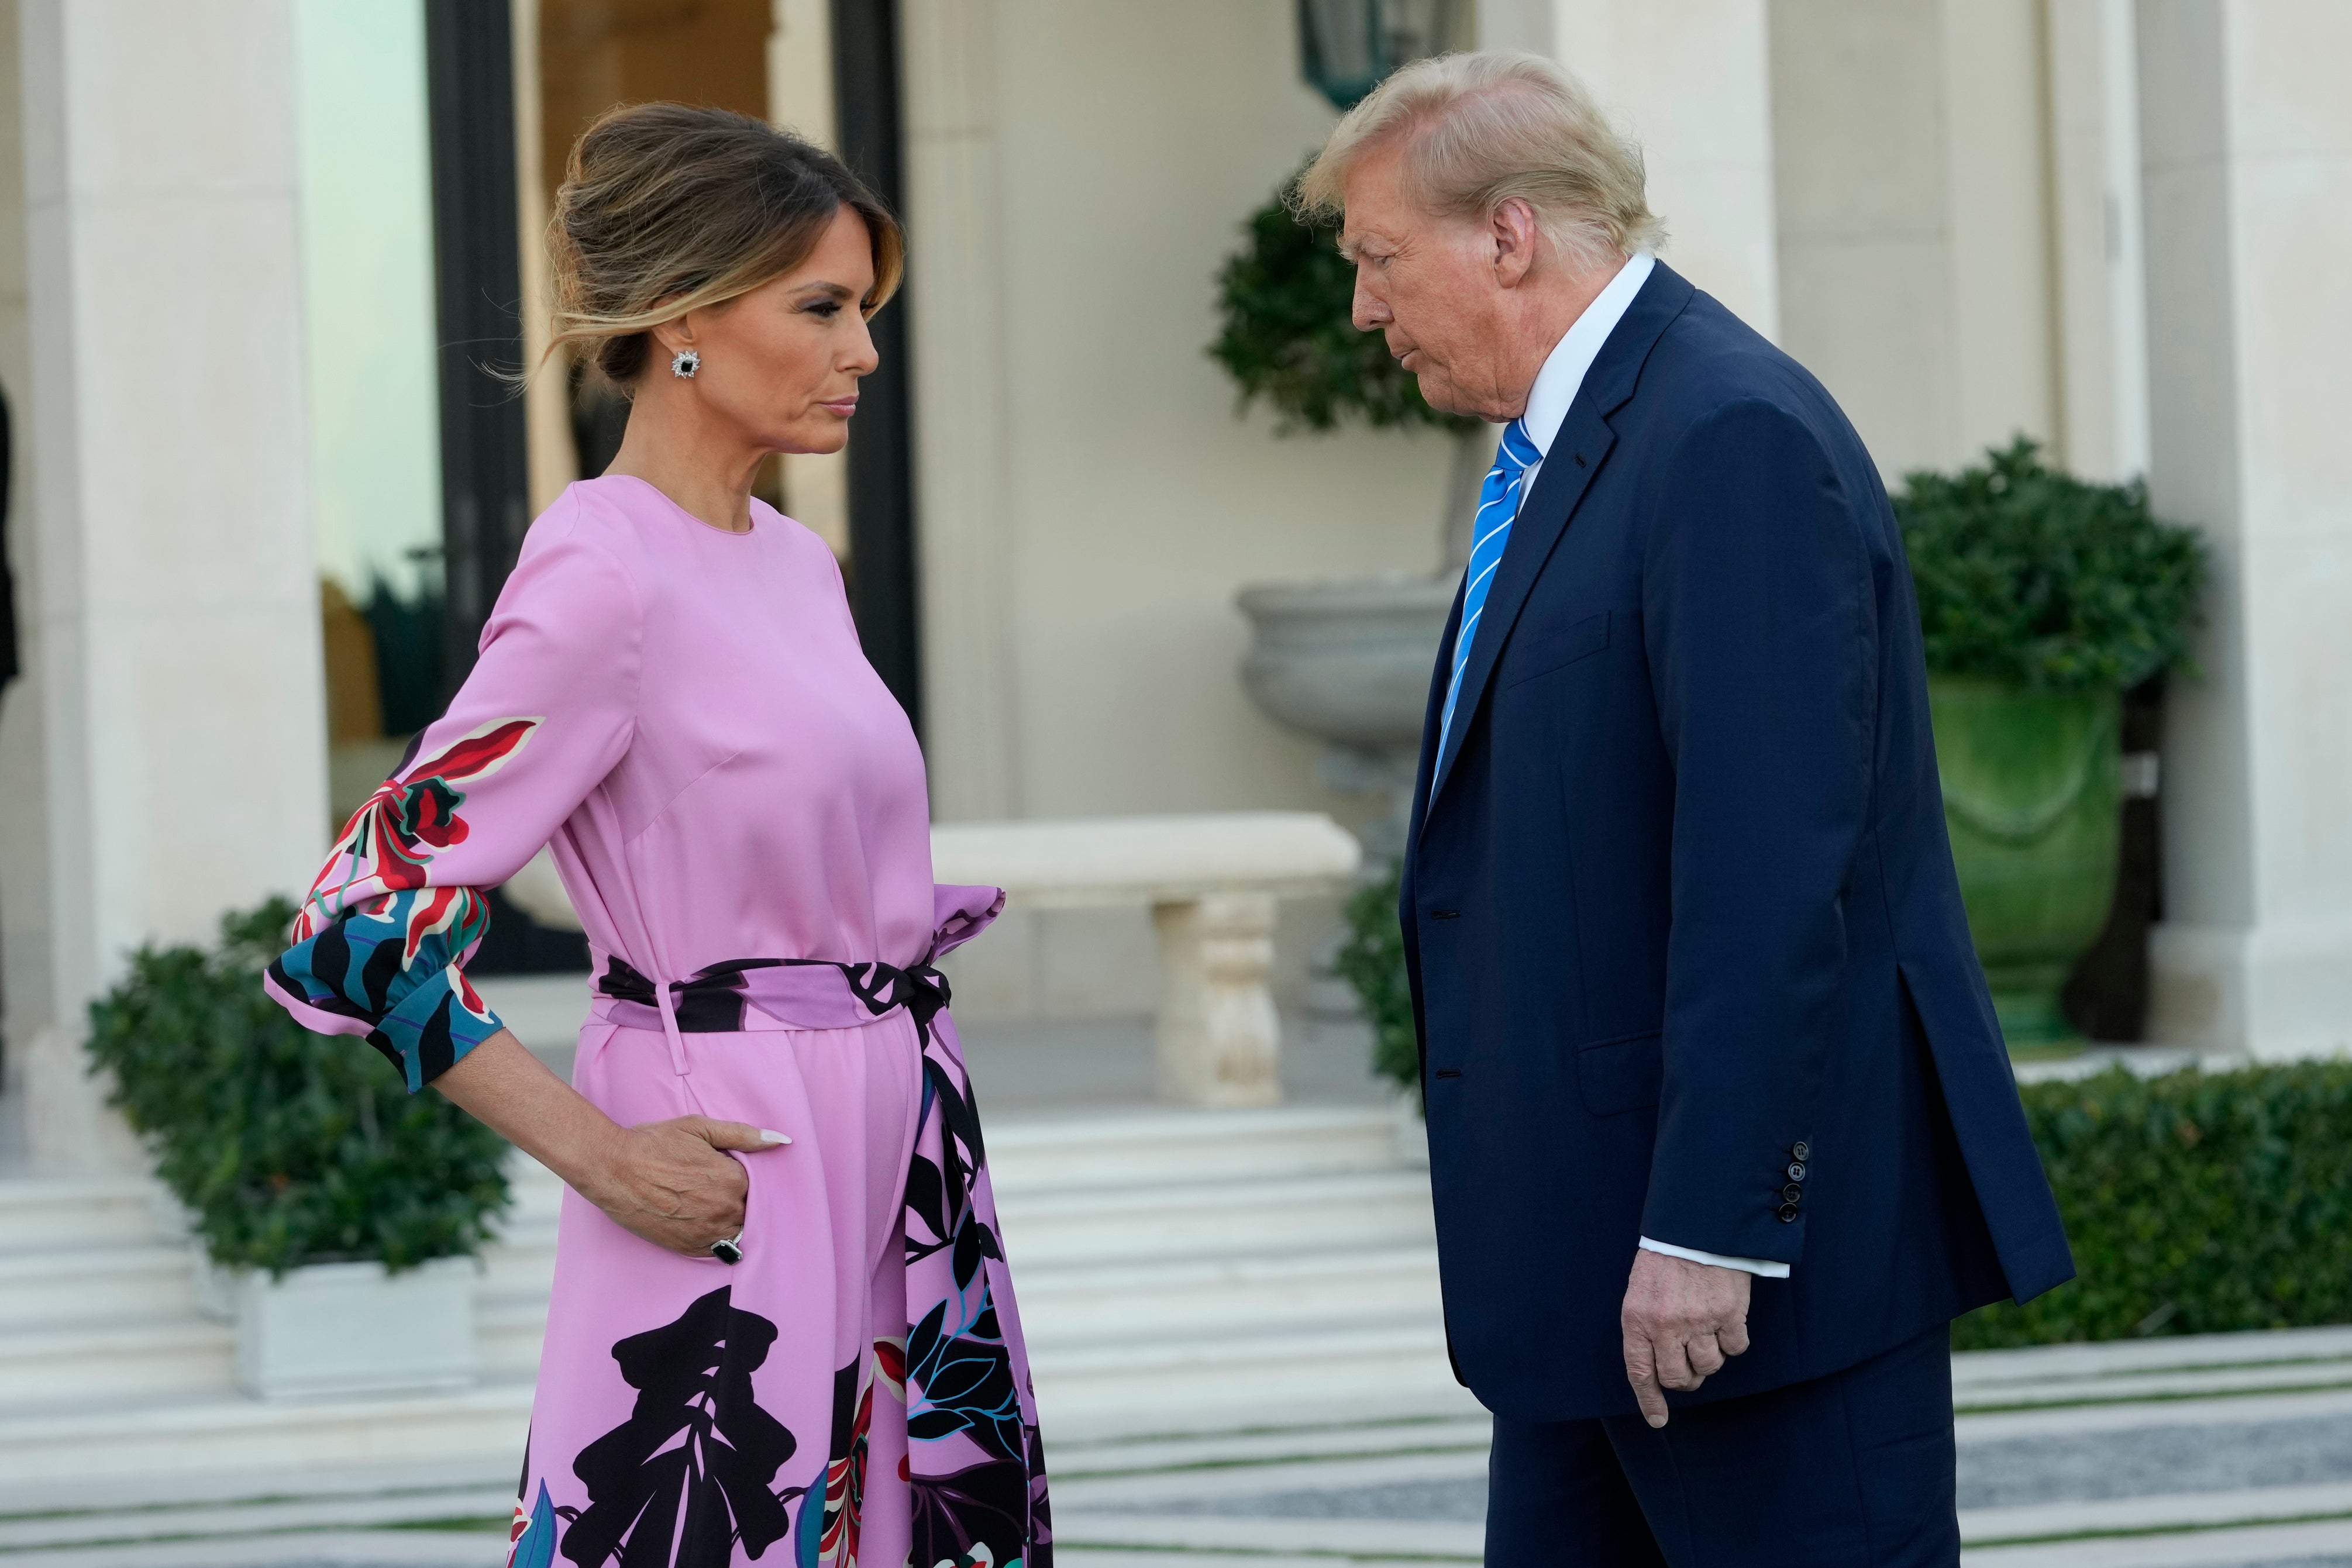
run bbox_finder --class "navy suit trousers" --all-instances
[1487,1324,1960,1567]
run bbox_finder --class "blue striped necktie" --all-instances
[1438,417,1544,760]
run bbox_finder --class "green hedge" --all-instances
[87,898,512,1277]
[1954,1062,2352,1349]
[1338,879,2352,1346]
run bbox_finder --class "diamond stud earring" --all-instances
[671,347,700,379]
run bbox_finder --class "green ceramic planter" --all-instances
[1928,678,2123,1050]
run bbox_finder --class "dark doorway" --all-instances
[831,0,924,732]
[425,0,586,976]
[423,0,532,696]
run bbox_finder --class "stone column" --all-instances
[0,0,53,1129]
[16,0,329,1169]
[2137,1,2352,1061]
[900,0,1023,826]
[2044,0,2152,483]
[1547,0,1781,336]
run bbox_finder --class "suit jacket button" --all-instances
[1782,1183,1803,1204]
[1786,1161,1807,1181]
[1792,1141,1811,1162]
[1778,1202,1800,1223]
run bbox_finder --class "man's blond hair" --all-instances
[1296,51,1663,271]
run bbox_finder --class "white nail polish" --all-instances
[760,1129,791,1145]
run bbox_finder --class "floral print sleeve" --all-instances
[264,525,642,1091]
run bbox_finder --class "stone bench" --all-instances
[931,813,1363,1107]
[504,812,1363,1108]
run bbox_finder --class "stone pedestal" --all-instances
[2137,1,2352,1061]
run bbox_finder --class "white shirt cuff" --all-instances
[1640,1236,1791,1279]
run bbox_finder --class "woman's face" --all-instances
[672,205,880,456]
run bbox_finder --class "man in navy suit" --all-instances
[1297,54,2074,1566]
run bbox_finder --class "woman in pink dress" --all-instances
[264,104,1051,1568]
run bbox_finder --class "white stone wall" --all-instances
[1768,0,2064,480]
[1547,0,1780,338]
[903,1,1454,1017]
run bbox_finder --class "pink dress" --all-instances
[264,475,1053,1568]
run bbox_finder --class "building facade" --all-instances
[2,0,2347,1171]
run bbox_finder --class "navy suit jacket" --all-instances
[1399,264,2074,1423]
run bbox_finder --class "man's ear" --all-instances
[1490,197,1542,289]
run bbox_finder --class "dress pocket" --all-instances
[1502,611,1611,688]
[1575,1028,1662,1117]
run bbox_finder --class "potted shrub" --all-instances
[1896,439,2207,1051]
[87,898,511,1398]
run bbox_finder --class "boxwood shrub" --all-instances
[1954,1062,2352,1349]
[1342,883,2352,1347]
[86,897,511,1277]
[1895,437,2207,691]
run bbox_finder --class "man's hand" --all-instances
[1621,1248,1753,1428]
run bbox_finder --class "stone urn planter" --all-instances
[1930,677,2124,1049]
[208,1255,478,1400]
[1236,571,1456,861]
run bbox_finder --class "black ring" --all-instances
[711,1237,744,1266]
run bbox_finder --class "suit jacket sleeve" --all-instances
[1638,396,1875,1264]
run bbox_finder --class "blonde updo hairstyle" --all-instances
[547,101,905,390]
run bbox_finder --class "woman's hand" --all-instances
[429,1031,791,1260]
[580,1116,791,1257]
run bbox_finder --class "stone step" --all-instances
[1032,1319,1468,1437]
[0,1383,532,1490]
[984,1107,1405,1195]
[0,1312,1466,1491]
[1952,1322,2352,1393]
[0,1177,164,1250]
[0,1484,515,1553]
[1049,1413,1494,1483]
[996,1168,1437,1267]
[0,1241,199,1327]
[1016,1245,1444,1345]
[0,1104,1434,1484]
[477,1294,547,1381]
[0,1315,233,1404]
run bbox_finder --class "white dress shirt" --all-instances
[1468,250,1790,1282]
